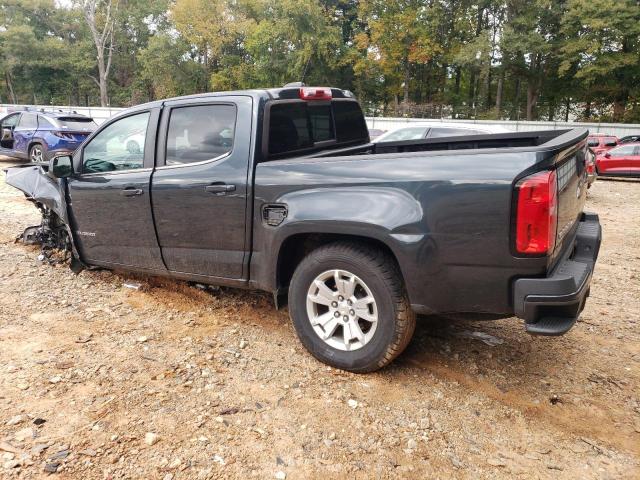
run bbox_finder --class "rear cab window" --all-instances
[265,96,368,160]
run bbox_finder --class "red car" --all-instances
[587,134,618,155]
[595,142,640,177]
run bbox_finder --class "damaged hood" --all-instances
[5,166,68,223]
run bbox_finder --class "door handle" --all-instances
[121,188,143,197]
[205,184,236,194]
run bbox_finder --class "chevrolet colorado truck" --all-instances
[5,85,602,372]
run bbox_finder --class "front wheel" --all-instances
[289,242,416,373]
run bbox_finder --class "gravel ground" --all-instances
[0,158,638,479]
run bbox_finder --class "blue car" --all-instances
[0,110,97,163]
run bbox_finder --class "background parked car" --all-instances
[595,142,640,177]
[372,122,510,143]
[367,128,387,140]
[0,110,97,163]
[619,134,640,144]
[587,133,618,155]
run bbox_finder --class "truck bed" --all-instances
[306,128,588,158]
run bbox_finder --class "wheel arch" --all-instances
[275,232,403,297]
[27,140,45,161]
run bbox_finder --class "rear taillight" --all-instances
[299,87,332,101]
[515,170,558,255]
[52,131,75,139]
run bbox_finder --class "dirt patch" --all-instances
[0,161,638,479]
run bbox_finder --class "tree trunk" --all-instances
[97,50,108,107]
[564,97,570,122]
[612,91,628,122]
[5,72,17,104]
[454,67,461,96]
[403,63,410,112]
[495,73,504,112]
[512,78,521,120]
[526,82,539,121]
[468,70,476,109]
[485,68,492,109]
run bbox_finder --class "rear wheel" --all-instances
[289,242,416,373]
[29,144,44,163]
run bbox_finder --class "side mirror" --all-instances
[47,154,73,179]
[604,152,611,158]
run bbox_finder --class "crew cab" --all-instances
[5,86,601,372]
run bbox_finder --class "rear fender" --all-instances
[255,186,427,291]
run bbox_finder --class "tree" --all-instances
[82,0,118,106]
[560,0,640,122]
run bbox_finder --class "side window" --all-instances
[1,114,20,128]
[609,145,634,157]
[17,113,38,129]
[38,116,56,128]
[165,104,236,165]
[82,112,150,173]
[634,146,640,156]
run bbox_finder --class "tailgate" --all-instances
[553,139,589,257]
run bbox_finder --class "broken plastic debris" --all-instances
[455,330,504,346]
[124,282,142,290]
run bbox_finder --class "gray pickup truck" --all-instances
[6,85,601,372]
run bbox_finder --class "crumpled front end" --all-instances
[5,165,68,224]
[4,165,81,268]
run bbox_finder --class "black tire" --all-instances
[29,143,45,163]
[289,241,416,373]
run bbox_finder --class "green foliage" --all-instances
[0,0,639,122]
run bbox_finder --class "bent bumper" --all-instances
[513,212,601,335]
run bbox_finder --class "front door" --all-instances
[67,109,165,270]
[150,96,252,280]
[599,144,636,175]
[0,113,20,153]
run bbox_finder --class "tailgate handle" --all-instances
[121,188,143,197]
[205,184,236,194]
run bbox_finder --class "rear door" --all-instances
[150,96,253,280]
[66,108,165,270]
[13,113,38,156]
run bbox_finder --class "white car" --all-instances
[372,122,510,143]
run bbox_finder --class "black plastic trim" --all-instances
[512,212,601,336]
